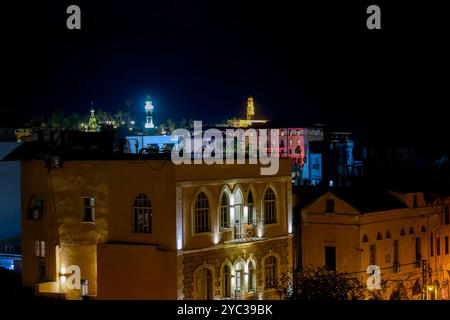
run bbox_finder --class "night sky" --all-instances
[1,1,449,145]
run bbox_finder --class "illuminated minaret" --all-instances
[246,96,255,120]
[144,95,155,129]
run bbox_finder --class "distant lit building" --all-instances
[126,135,178,154]
[86,107,99,132]
[144,95,155,129]
[226,96,268,128]
[0,236,21,272]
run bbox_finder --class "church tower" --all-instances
[246,96,255,120]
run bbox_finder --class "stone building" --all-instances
[294,186,450,300]
[6,137,293,300]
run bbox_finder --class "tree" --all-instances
[166,118,176,133]
[113,110,129,126]
[65,112,81,130]
[26,116,44,128]
[276,266,366,300]
[178,118,187,129]
[48,111,65,128]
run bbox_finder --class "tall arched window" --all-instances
[264,187,277,224]
[223,265,231,298]
[220,193,230,229]
[248,260,256,293]
[247,191,255,225]
[265,255,277,288]
[194,266,213,300]
[235,262,243,296]
[133,193,152,233]
[195,192,210,233]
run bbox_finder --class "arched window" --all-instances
[223,265,231,298]
[194,266,213,300]
[264,187,277,224]
[362,234,369,242]
[195,192,210,233]
[265,255,277,288]
[235,262,243,296]
[247,191,255,225]
[409,227,414,235]
[248,260,256,293]
[133,193,152,233]
[220,193,230,229]
[421,226,426,233]
[376,232,383,240]
[400,228,406,236]
[385,230,391,239]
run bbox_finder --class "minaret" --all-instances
[246,96,255,120]
[144,95,155,129]
[87,103,98,132]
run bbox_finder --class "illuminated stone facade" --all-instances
[296,189,450,300]
[21,157,293,299]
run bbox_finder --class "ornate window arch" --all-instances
[262,252,280,289]
[133,193,152,233]
[246,256,257,294]
[246,184,257,226]
[232,185,245,240]
[233,257,245,297]
[220,192,230,230]
[193,264,215,300]
[263,184,278,224]
[220,260,233,299]
[193,189,211,234]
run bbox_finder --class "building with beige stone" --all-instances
[8,138,294,300]
[294,186,450,300]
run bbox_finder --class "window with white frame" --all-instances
[81,197,95,222]
[195,192,210,233]
[220,193,230,229]
[264,187,277,224]
[133,193,152,233]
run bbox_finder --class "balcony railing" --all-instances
[224,219,265,244]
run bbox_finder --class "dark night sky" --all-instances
[1,1,449,144]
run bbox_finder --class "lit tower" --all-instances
[87,104,98,132]
[246,96,255,120]
[144,95,155,129]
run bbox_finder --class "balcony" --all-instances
[224,220,265,245]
